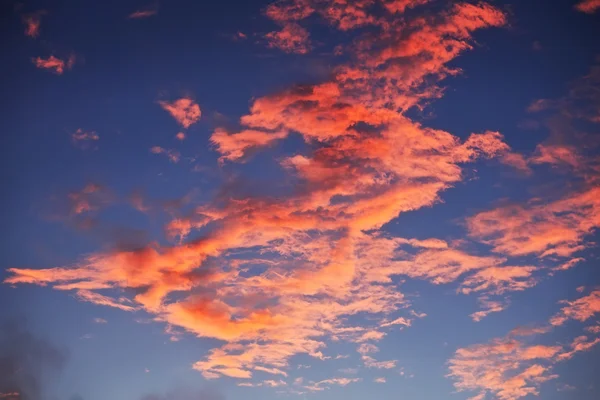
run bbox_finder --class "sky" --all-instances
[1,0,600,399]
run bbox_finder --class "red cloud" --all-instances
[159,98,201,128]
[5,0,534,386]
[265,23,311,54]
[32,54,76,74]
[22,10,45,37]
[450,290,600,400]
[575,0,600,13]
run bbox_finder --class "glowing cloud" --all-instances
[159,98,201,128]
[32,55,76,75]
[575,0,600,13]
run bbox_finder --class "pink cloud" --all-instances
[71,128,99,149]
[32,55,75,74]
[150,146,181,163]
[22,10,46,38]
[265,23,311,54]
[4,0,530,387]
[159,98,201,128]
[550,290,600,326]
[575,0,600,13]
[467,187,600,259]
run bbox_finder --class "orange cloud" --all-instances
[448,337,562,400]
[450,288,600,399]
[32,55,75,74]
[75,290,137,312]
[211,128,288,162]
[467,186,600,259]
[550,290,600,326]
[265,23,311,54]
[159,98,201,128]
[5,0,521,386]
[529,144,581,168]
[575,0,600,13]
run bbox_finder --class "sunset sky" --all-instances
[1,0,600,399]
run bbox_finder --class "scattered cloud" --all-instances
[32,54,76,74]
[150,146,181,163]
[10,0,600,395]
[129,3,159,19]
[72,128,99,149]
[265,23,311,54]
[550,290,600,326]
[449,289,600,400]
[159,98,201,128]
[575,0,600,13]
[22,10,46,38]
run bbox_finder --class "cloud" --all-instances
[65,183,111,216]
[5,0,522,388]
[159,98,201,128]
[72,128,99,149]
[550,290,600,326]
[575,0,600,13]
[304,377,361,391]
[150,146,181,163]
[129,3,159,19]
[75,290,137,312]
[93,318,108,324]
[448,336,562,400]
[265,23,311,54]
[32,54,76,75]
[467,187,600,259]
[211,128,288,162]
[139,386,224,400]
[0,318,68,400]
[529,144,581,168]
[22,10,45,38]
[449,289,600,400]
[382,0,430,13]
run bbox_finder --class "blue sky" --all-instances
[1,1,600,400]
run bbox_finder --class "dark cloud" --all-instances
[140,387,224,400]
[0,318,68,400]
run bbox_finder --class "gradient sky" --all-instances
[1,1,600,400]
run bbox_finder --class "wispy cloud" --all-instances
[575,0,600,13]
[449,289,600,400]
[22,10,46,38]
[71,128,99,149]
[129,3,159,19]
[150,146,181,163]
[13,0,597,392]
